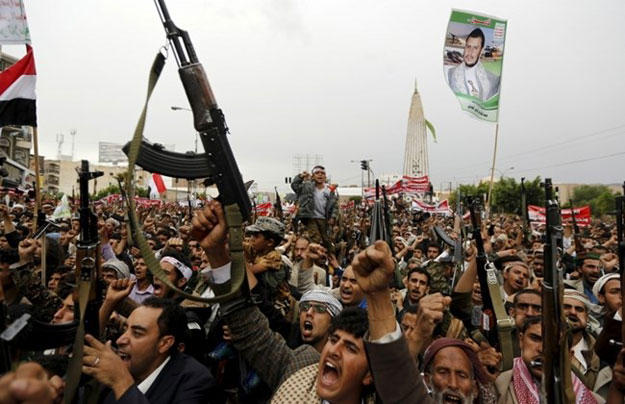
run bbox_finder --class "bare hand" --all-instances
[0,362,64,404]
[82,335,134,398]
[304,243,325,262]
[104,279,135,304]
[474,340,502,382]
[188,200,229,268]
[414,293,451,339]
[351,241,395,295]
[18,239,37,263]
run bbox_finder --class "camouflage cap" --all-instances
[245,217,285,238]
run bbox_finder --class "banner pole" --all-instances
[486,123,500,212]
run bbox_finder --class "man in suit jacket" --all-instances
[82,298,216,404]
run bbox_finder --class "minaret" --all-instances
[402,81,429,177]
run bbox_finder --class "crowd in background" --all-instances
[0,165,624,404]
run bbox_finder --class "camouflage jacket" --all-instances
[9,262,63,322]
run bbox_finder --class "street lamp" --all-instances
[495,166,515,178]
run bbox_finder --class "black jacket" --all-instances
[104,352,218,404]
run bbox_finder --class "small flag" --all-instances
[148,173,166,198]
[0,45,36,127]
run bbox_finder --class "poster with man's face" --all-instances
[443,10,507,122]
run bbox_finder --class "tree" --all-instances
[572,184,617,217]
[450,176,544,214]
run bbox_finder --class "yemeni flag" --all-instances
[0,45,36,127]
[147,173,167,199]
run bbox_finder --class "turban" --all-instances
[300,289,342,317]
[592,273,620,299]
[422,338,489,385]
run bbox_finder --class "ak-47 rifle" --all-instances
[62,160,105,403]
[568,199,584,254]
[468,196,514,371]
[274,187,283,220]
[368,181,392,248]
[123,0,250,303]
[541,178,574,404]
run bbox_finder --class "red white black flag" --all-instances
[0,45,36,127]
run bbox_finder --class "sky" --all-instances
[13,0,625,193]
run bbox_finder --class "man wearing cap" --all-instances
[423,338,496,404]
[592,273,621,317]
[291,166,338,250]
[563,289,606,390]
[102,259,131,284]
[298,289,342,352]
[244,216,287,296]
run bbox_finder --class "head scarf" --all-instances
[422,337,489,385]
[300,289,342,317]
[591,273,620,299]
[160,256,193,281]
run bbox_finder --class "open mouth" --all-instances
[118,351,131,364]
[320,361,340,387]
[340,288,352,300]
[302,320,313,337]
[442,392,464,404]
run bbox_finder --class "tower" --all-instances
[402,81,429,177]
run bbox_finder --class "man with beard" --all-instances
[565,253,604,304]
[422,338,493,404]
[494,316,600,403]
[447,28,500,101]
[190,200,433,403]
[398,267,430,319]
[289,239,328,294]
[563,290,606,390]
[501,261,530,300]
[592,273,621,316]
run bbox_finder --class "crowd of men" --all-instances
[1,164,625,404]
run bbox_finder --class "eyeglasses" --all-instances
[299,302,329,314]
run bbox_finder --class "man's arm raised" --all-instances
[351,242,435,404]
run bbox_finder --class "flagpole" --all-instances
[32,126,45,284]
[486,123,499,212]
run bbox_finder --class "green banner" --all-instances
[443,9,507,122]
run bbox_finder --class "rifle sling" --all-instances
[124,52,245,303]
[484,263,514,371]
[63,271,93,403]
